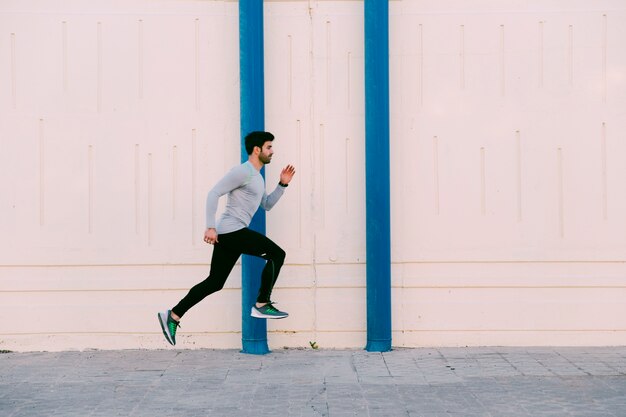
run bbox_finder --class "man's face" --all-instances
[258,141,274,164]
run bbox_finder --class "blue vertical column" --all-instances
[364,0,392,352]
[239,0,269,355]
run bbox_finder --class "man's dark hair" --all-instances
[245,131,275,155]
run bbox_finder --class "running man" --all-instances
[158,131,295,346]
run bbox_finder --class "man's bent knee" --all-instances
[274,247,286,264]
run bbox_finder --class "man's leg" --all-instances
[256,245,286,304]
[158,234,241,345]
[171,241,241,319]
[232,228,288,319]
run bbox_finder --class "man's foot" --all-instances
[158,310,180,345]
[251,302,289,319]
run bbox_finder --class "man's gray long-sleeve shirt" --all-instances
[205,161,285,234]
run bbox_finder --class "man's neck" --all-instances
[248,156,264,171]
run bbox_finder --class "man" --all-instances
[158,131,296,346]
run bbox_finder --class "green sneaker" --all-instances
[158,310,180,345]
[251,302,288,319]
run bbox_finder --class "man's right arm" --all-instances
[204,227,218,244]
[205,165,248,230]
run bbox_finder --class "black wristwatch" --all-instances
[278,182,288,187]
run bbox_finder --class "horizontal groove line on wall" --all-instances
[0,11,236,17]
[1,330,368,337]
[1,260,626,268]
[1,331,241,336]
[394,9,623,16]
[5,330,626,337]
[3,285,626,293]
[397,329,626,333]
[0,287,323,293]
[2,6,623,17]
[0,263,218,268]
[401,261,626,265]
[396,285,626,289]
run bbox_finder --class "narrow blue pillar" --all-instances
[239,0,269,355]
[364,0,392,352]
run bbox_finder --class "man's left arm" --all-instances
[261,164,296,210]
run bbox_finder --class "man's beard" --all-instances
[259,153,272,164]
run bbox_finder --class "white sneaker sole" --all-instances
[250,307,288,319]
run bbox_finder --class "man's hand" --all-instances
[204,228,218,245]
[280,165,296,185]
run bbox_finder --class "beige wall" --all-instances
[1,0,625,351]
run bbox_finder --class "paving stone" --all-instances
[1,347,625,416]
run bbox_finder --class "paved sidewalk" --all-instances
[1,347,625,417]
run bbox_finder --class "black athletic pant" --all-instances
[172,228,285,318]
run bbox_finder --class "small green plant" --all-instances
[309,341,319,350]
